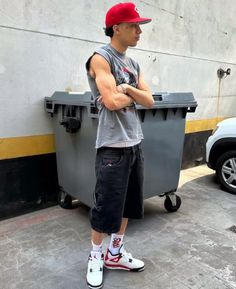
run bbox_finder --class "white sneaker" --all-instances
[104,245,145,272]
[86,252,104,289]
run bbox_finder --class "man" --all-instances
[85,2,153,288]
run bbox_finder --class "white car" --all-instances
[206,117,236,194]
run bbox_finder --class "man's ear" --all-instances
[113,24,120,35]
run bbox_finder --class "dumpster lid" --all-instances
[44,91,197,114]
[45,91,92,106]
[149,92,197,109]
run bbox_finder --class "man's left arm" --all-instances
[121,74,154,108]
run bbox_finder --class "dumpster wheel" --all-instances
[58,190,80,209]
[164,194,181,212]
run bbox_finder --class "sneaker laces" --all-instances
[119,248,133,262]
[89,255,103,273]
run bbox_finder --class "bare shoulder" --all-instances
[90,54,110,72]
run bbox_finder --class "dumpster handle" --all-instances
[88,102,99,119]
[153,95,163,101]
[44,98,56,116]
[60,105,81,133]
[60,117,81,133]
[187,106,197,113]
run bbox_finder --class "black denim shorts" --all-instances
[90,143,144,234]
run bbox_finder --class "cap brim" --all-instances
[125,17,152,24]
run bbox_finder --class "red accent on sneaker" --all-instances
[105,251,122,263]
[104,263,131,270]
[104,246,145,272]
[108,255,122,263]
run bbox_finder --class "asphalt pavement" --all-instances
[0,165,235,289]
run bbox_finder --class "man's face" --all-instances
[115,23,142,47]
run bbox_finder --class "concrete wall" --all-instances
[0,0,236,138]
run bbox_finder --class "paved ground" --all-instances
[0,165,236,289]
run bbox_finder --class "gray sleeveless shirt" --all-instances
[86,44,143,148]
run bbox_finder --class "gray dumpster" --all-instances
[45,91,197,212]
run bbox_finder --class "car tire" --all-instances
[216,150,236,194]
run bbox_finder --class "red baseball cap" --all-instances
[105,2,152,28]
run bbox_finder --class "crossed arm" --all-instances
[89,54,154,111]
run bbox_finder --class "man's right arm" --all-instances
[90,54,133,111]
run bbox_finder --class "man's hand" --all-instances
[116,84,127,95]
[97,95,104,105]
[118,80,154,108]
[98,84,134,107]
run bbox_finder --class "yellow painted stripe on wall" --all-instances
[185,117,225,133]
[0,117,227,160]
[0,134,55,160]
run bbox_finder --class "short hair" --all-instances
[104,26,114,38]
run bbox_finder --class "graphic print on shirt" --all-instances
[114,64,138,88]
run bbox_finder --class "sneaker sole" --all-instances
[87,281,103,289]
[104,264,145,272]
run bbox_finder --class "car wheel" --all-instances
[216,150,236,194]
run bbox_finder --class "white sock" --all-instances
[91,241,102,258]
[109,234,124,255]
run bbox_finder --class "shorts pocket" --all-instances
[101,154,123,168]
